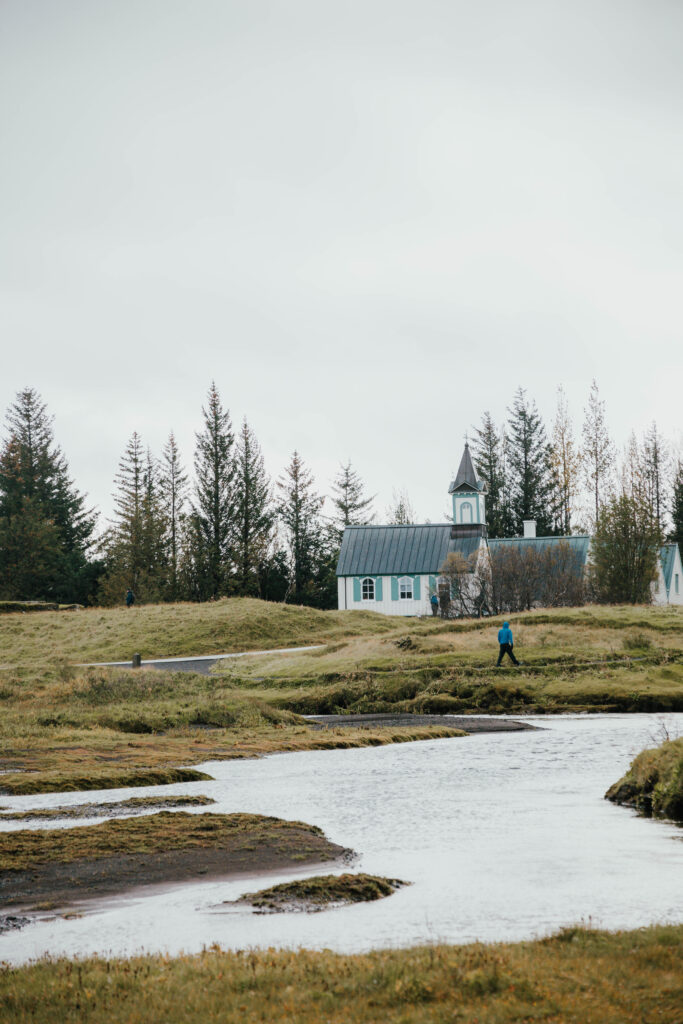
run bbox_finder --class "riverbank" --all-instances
[1,923,680,1023]
[606,735,683,821]
[0,813,351,911]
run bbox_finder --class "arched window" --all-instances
[399,576,413,600]
[460,501,473,523]
[362,577,375,601]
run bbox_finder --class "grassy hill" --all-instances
[0,599,681,793]
[0,598,395,668]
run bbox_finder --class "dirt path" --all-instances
[81,645,325,675]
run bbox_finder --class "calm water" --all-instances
[1,713,681,965]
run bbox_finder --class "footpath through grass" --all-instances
[0,598,395,668]
[1,924,681,1023]
[1,600,681,793]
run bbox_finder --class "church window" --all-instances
[361,577,375,601]
[399,576,413,600]
[460,501,473,524]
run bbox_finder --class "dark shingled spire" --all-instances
[448,442,484,493]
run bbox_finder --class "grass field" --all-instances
[1,924,680,1023]
[0,599,681,792]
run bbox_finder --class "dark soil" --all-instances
[0,816,353,911]
[307,713,537,733]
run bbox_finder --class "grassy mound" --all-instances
[1,924,681,1022]
[0,597,394,667]
[0,812,331,872]
[237,872,407,911]
[0,766,213,796]
[605,736,683,821]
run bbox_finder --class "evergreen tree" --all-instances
[160,432,188,601]
[550,386,581,535]
[233,418,274,596]
[670,460,683,547]
[386,489,416,525]
[0,388,97,602]
[640,422,669,534]
[589,490,661,604]
[330,461,375,542]
[277,451,325,604]
[581,379,615,526]
[471,413,511,537]
[192,383,235,599]
[506,388,556,536]
[99,433,166,603]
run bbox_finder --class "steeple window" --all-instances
[460,501,473,523]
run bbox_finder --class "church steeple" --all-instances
[449,442,486,527]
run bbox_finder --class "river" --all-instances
[1,713,681,965]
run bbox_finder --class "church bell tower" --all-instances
[448,442,487,533]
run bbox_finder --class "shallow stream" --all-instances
[1,713,681,964]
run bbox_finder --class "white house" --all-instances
[336,441,683,615]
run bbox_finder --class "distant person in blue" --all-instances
[125,588,135,608]
[496,621,519,666]
[430,593,439,617]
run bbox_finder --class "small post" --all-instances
[132,653,142,668]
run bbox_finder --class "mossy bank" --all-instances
[606,736,683,821]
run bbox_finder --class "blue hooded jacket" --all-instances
[498,622,513,645]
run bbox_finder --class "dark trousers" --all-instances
[497,643,519,666]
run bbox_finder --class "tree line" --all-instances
[0,385,375,607]
[0,382,681,608]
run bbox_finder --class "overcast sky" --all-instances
[1,0,681,525]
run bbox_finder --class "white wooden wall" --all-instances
[337,576,434,617]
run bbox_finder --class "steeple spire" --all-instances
[449,441,483,494]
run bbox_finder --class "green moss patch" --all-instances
[236,872,407,912]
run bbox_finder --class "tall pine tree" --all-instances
[506,388,556,536]
[99,433,166,603]
[330,462,374,542]
[550,386,581,535]
[192,383,235,599]
[471,413,511,537]
[581,380,615,526]
[0,388,97,602]
[277,451,324,604]
[671,460,683,547]
[160,432,188,601]
[233,418,274,596]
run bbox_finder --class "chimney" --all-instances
[523,520,537,539]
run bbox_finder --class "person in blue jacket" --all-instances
[496,621,520,665]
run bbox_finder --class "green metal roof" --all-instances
[660,544,680,592]
[488,535,591,565]
[336,524,480,577]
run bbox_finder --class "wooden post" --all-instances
[132,653,142,668]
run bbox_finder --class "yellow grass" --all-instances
[1,924,680,1023]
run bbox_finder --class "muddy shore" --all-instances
[0,815,353,912]
[306,713,537,732]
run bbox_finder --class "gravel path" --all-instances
[81,645,325,675]
[305,714,537,733]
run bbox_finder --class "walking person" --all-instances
[496,620,520,666]
[125,588,135,608]
[430,593,439,617]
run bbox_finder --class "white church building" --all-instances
[336,442,683,615]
